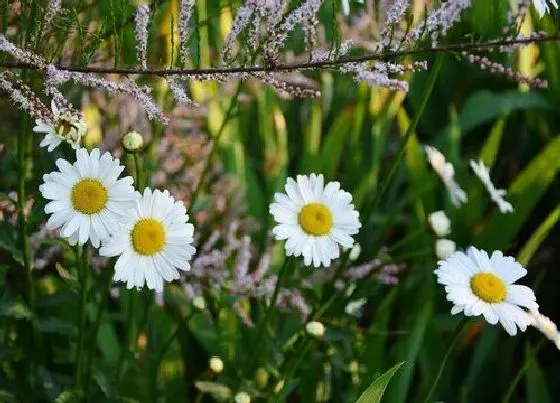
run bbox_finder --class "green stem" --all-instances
[84,263,114,401]
[117,290,136,384]
[133,153,145,191]
[189,84,242,208]
[423,318,468,403]
[501,338,546,403]
[363,54,444,224]
[75,244,90,389]
[235,257,293,392]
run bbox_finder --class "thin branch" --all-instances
[0,34,558,76]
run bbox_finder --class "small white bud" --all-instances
[235,391,251,403]
[428,211,451,237]
[209,356,224,373]
[305,321,326,338]
[435,239,456,260]
[349,243,361,261]
[122,131,144,152]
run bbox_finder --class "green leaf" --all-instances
[525,343,551,403]
[478,136,560,250]
[386,300,433,403]
[457,90,550,134]
[517,203,560,266]
[0,221,23,265]
[355,362,405,403]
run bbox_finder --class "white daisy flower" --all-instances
[470,160,513,214]
[435,238,456,260]
[269,174,361,268]
[435,247,538,336]
[99,188,196,292]
[40,148,137,247]
[33,101,87,152]
[533,0,558,17]
[425,146,467,207]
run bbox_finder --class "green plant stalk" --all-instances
[84,262,115,401]
[75,244,90,389]
[422,318,468,403]
[234,257,293,392]
[501,338,546,403]
[189,84,242,208]
[117,149,146,384]
[133,152,145,191]
[17,115,33,310]
[362,53,444,224]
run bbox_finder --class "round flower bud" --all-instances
[348,360,359,373]
[234,391,251,403]
[435,239,456,260]
[428,211,451,237]
[209,356,224,373]
[122,131,144,152]
[305,321,326,338]
[192,296,206,310]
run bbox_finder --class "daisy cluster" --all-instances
[40,146,196,293]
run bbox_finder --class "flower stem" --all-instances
[422,318,468,403]
[133,152,145,191]
[189,84,242,208]
[362,53,444,224]
[235,257,293,392]
[75,244,90,389]
[501,338,546,403]
[84,262,114,401]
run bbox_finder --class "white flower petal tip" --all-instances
[269,173,361,268]
[435,246,538,336]
[99,188,196,293]
[40,148,137,248]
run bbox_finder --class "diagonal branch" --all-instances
[0,34,559,76]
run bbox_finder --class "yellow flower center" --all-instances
[298,202,333,236]
[71,179,108,214]
[470,272,507,303]
[131,218,166,256]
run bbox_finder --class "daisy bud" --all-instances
[122,130,144,152]
[305,321,326,338]
[235,392,251,403]
[349,243,361,261]
[209,356,224,373]
[435,239,456,260]
[428,211,451,237]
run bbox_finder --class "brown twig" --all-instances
[1,34,559,76]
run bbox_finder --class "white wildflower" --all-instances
[425,146,468,207]
[470,160,513,214]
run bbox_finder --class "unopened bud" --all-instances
[122,131,144,152]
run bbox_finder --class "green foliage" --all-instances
[355,362,404,403]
